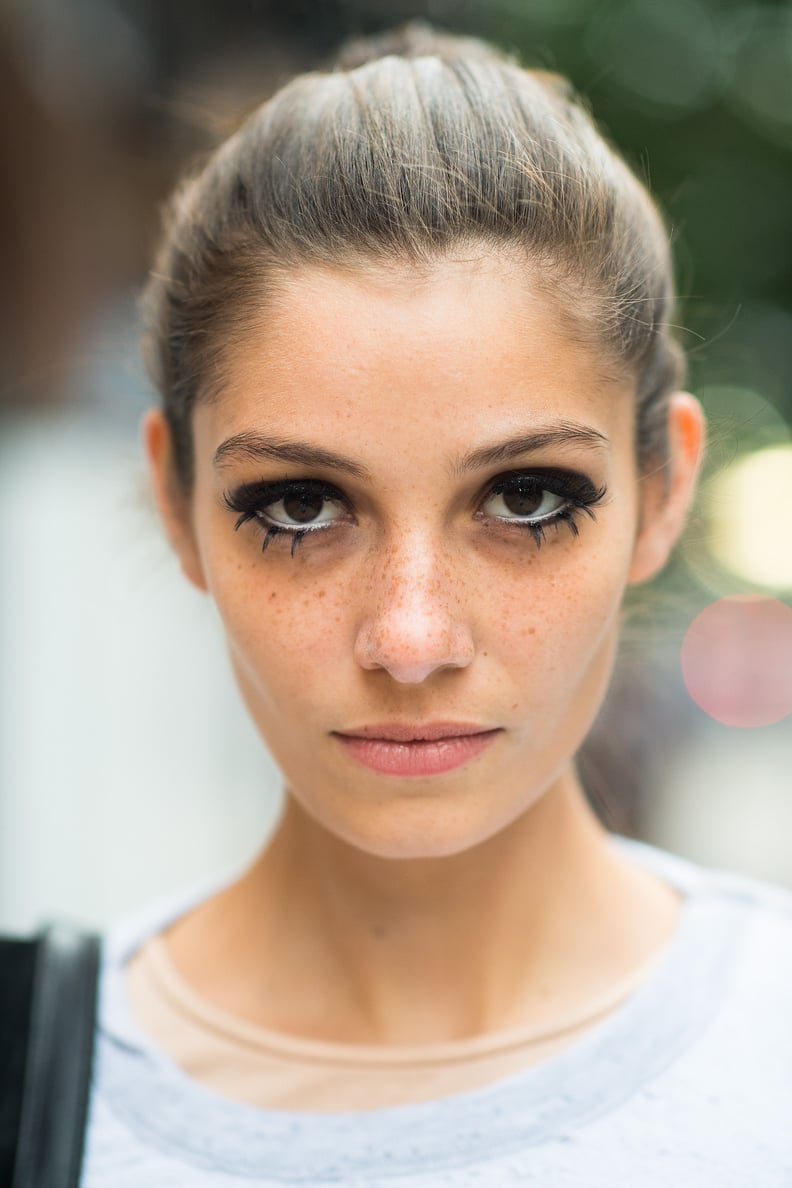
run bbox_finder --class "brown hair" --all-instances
[141,22,684,490]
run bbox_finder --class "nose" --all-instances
[353,535,475,683]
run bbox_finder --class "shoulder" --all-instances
[97,866,240,1050]
[609,837,792,1148]
[611,832,792,914]
[612,832,792,984]
[706,864,792,1004]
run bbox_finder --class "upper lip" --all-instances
[334,722,499,742]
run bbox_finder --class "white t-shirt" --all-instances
[82,836,792,1186]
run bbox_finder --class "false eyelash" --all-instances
[223,478,346,556]
[258,524,308,557]
[517,504,591,549]
[479,468,608,549]
[224,469,608,558]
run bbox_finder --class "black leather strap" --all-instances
[0,938,38,1185]
[11,926,100,1188]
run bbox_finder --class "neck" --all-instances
[166,771,681,1045]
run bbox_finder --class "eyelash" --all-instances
[223,478,350,556]
[222,470,607,556]
[478,469,607,548]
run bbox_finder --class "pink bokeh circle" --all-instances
[681,596,792,728]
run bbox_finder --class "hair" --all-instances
[141,22,685,491]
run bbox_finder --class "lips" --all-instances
[332,723,501,776]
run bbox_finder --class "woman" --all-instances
[84,24,791,1185]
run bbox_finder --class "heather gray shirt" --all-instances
[82,837,792,1185]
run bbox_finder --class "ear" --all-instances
[628,392,706,585]
[141,408,208,592]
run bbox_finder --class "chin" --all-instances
[318,796,532,863]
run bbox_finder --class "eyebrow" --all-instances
[213,433,371,479]
[212,421,609,479]
[453,421,609,476]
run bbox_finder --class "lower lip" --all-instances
[334,731,500,777]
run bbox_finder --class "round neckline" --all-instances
[96,838,753,1180]
[140,923,675,1068]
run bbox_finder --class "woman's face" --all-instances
[150,252,697,859]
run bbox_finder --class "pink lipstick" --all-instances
[333,723,501,777]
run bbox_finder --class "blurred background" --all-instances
[1,0,791,932]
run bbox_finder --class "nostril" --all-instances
[387,660,456,684]
[353,613,475,682]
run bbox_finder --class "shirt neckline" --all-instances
[139,924,674,1068]
[96,837,753,1181]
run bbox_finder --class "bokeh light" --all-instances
[681,596,792,727]
[705,445,792,590]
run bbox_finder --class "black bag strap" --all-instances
[0,938,38,1185]
[8,925,100,1188]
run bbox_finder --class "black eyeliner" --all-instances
[479,467,608,549]
[485,467,606,506]
[223,476,346,515]
[223,468,607,557]
[223,476,347,554]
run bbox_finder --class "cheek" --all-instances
[498,531,629,621]
[486,535,632,708]
[205,549,353,710]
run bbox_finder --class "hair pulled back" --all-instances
[142,23,684,490]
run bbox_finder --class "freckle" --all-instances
[269,591,277,600]
[317,589,326,599]
[511,703,518,710]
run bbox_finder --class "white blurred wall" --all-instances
[644,717,792,888]
[0,414,282,934]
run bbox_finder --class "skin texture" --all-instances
[144,251,704,1046]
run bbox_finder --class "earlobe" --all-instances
[628,392,706,586]
[141,409,208,593]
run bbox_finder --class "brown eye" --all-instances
[224,477,350,552]
[501,488,543,517]
[282,493,326,523]
[482,482,566,522]
[262,490,345,528]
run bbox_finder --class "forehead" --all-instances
[198,253,635,464]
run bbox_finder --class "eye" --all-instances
[265,488,344,527]
[481,482,566,521]
[223,478,349,555]
[477,469,607,547]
